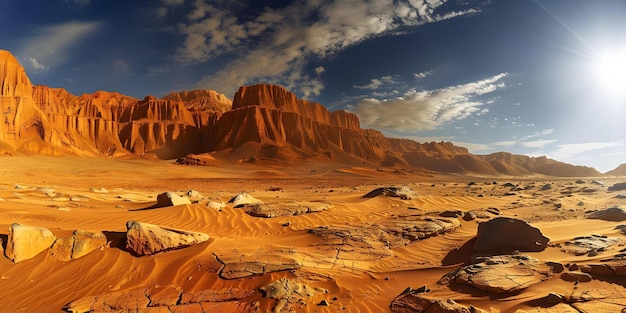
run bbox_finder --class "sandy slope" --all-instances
[0,156,625,312]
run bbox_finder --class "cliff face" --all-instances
[0,50,606,176]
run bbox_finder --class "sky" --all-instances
[1,0,625,172]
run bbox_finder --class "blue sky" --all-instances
[1,0,625,172]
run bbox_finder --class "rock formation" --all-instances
[125,220,210,256]
[156,191,191,207]
[606,164,626,176]
[0,49,608,177]
[5,223,57,263]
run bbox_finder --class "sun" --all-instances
[592,48,626,95]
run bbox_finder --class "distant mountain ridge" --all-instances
[0,49,608,176]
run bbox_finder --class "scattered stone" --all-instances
[562,235,619,256]
[591,180,605,186]
[608,182,626,192]
[543,292,564,306]
[503,182,516,187]
[561,272,592,282]
[89,187,108,193]
[185,189,203,199]
[244,202,331,218]
[541,184,553,191]
[587,207,626,222]
[50,230,107,261]
[546,262,565,273]
[474,217,550,252]
[439,210,463,218]
[125,220,209,256]
[156,192,191,207]
[575,179,586,184]
[615,194,626,199]
[440,255,553,294]
[5,223,57,263]
[206,201,226,211]
[317,299,329,306]
[463,211,477,221]
[363,186,418,200]
[486,207,500,215]
[259,278,322,313]
[228,192,262,206]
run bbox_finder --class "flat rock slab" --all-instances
[125,220,210,256]
[244,202,331,218]
[308,217,460,261]
[5,223,56,263]
[390,290,483,313]
[441,255,553,294]
[215,251,301,279]
[65,285,255,313]
[587,207,626,221]
[562,235,619,256]
[363,186,418,200]
[474,217,550,252]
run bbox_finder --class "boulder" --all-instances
[228,192,262,206]
[363,187,418,200]
[206,201,226,211]
[125,221,209,256]
[185,189,203,199]
[608,182,626,192]
[561,235,619,256]
[474,217,549,252]
[587,207,626,221]
[156,192,191,207]
[441,255,552,294]
[50,230,107,261]
[5,223,57,263]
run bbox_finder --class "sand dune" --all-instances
[0,156,625,312]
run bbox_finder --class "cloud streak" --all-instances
[18,21,102,71]
[349,73,507,132]
[167,0,482,97]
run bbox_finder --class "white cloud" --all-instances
[349,73,507,132]
[112,59,132,75]
[354,75,396,90]
[452,141,493,152]
[521,139,558,148]
[26,58,48,71]
[414,71,432,79]
[550,141,623,159]
[18,21,102,71]
[173,0,481,96]
[494,140,517,147]
[315,66,325,75]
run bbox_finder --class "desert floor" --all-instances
[0,156,625,312]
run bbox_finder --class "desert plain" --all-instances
[1,155,626,313]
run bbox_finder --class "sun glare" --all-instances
[592,49,626,95]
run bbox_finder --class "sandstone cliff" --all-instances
[0,50,606,177]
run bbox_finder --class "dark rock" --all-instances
[608,182,626,192]
[587,207,626,221]
[561,272,592,282]
[463,211,477,221]
[363,186,418,200]
[474,217,550,252]
[439,210,463,218]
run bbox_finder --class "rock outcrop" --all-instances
[4,223,57,263]
[243,202,331,218]
[0,50,609,177]
[473,217,550,252]
[125,220,210,256]
[587,207,626,221]
[391,289,483,313]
